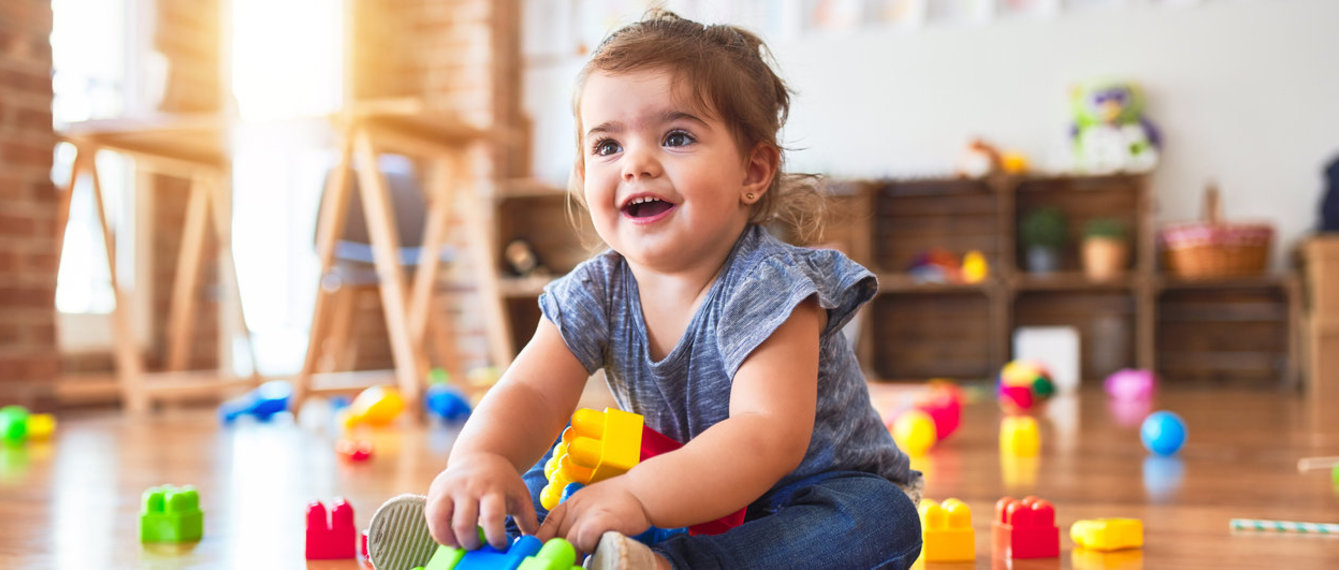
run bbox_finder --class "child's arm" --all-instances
[425,318,591,550]
[538,297,824,552]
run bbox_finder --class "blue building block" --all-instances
[455,535,543,570]
[558,482,685,547]
[219,380,292,423]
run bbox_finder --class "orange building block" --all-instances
[919,498,974,562]
[991,496,1059,559]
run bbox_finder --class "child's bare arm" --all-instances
[426,318,590,550]
[539,297,824,551]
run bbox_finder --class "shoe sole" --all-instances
[367,494,438,570]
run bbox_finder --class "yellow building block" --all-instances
[1070,518,1143,552]
[564,408,643,483]
[918,498,974,562]
[1000,416,1040,457]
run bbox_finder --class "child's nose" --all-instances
[621,145,662,181]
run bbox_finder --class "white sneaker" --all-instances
[584,531,662,570]
[367,494,438,570]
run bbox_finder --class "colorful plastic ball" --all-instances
[1105,368,1155,400]
[891,409,937,456]
[914,380,963,441]
[425,384,472,422]
[1140,410,1187,456]
[0,406,29,444]
[997,360,1054,411]
[343,385,405,428]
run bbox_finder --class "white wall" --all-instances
[525,0,1339,269]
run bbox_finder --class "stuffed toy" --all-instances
[1070,80,1161,173]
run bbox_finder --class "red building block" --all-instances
[307,498,357,559]
[992,496,1059,559]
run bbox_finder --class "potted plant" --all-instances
[1082,217,1130,280]
[1020,207,1068,273]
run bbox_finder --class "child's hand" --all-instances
[535,476,653,553]
[425,453,539,550]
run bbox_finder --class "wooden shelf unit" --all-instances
[842,174,1298,387]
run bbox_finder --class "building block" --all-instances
[140,485,203,543]
[426,383,472,422]
[1000,415,1040,456]
[26,413,55,440]
[456,535,543,570]
[306,498,357,559]
[1070,518,1143,552]
[0,405,28,444]
[411,543,465,570]
[517,538,584,570]
[218,380,292,423]
[540,408,745,537]
[342,385,405,427]
[918,498,974,562]
[337,440,374,462]
[991,496,1059,559]
[361,528,369,559]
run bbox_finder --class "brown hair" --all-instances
[567,9,825,245]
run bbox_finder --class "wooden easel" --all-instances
[289,99,514,415]
[56,115,261,412]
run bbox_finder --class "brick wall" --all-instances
[0,0,60,399]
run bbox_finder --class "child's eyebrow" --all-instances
[585,110,709,138]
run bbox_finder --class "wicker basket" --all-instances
[1160,184,1273,279]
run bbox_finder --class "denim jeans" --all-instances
[508,441,923,569]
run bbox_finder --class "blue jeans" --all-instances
[508,442,922,569]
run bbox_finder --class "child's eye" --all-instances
[663,130,695,147]
[592,138,621,156]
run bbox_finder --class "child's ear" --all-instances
[741,144,779,204]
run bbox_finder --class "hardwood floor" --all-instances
[0,383,1335,569]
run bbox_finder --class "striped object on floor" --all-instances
[367,494,438,570]
[1229,518,1339,534]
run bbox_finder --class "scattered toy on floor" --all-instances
[306,498,357,559]
[992,496,1059,559]
[337,440,374,462]
[141,485,203,543]
[342,385,405,428]
[1000,415,1041,457]
[1104,369,1155,400]
[1071,518,1144,552]
[918,498,974,563]
[1140,410,1186,456]
[219,380,292,424]
[997,360,1055,412]
[0,405,56,444]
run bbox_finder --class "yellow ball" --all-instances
[892,410,938,456]
[349,385,404,426]
[26,414,56,440]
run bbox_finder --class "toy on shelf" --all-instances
[997,360,1055,412]
[918,498,974,563]
[1071,518,1144,551]
[1000,416,1041,457]
[1104,368,1155,400]
[1070,79,1161,174]
[992,496,1059,559]
[342,385,405,428]
[889,410,936,456]
[219,380,292,423]
[541,408,744,537]
[906,248,961,284]
[337,440,374,462]
[957,138,1004,179]
[0,405,56,444]
[141,485,203,543]
[961,250,989,284]
[1140,410,1186,456]
[307,498,357,559]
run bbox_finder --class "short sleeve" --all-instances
[538,256,614,374]
[716,248,877,377]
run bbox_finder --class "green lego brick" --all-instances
[140,485,203,543]
[0,405,28,444]
[409,543,465,570]
[518,538,582,570]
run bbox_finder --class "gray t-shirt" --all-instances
[539,224,915,490]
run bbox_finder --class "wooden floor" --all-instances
[0,383,1335,569]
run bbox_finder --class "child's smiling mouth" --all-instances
[621,195,676,221]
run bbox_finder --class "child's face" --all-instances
[577,69,762,273]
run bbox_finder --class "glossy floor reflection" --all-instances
[0,386,1335,568]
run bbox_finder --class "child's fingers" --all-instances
[451,498,482,550]
[509,491,540,536]
[535,501,566,542]
[478,494,510,549]
[425,496,458,548]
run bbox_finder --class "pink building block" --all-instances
[306,498,357,559]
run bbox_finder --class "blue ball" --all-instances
[1140,410,1187,456]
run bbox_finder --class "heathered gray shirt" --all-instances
[538,224,916,491]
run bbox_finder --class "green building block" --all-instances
[518,538,583,570]
[140,485,203,543]
[411,543,465,570]
[1332,464,1339,487]
[0,405,28,444]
